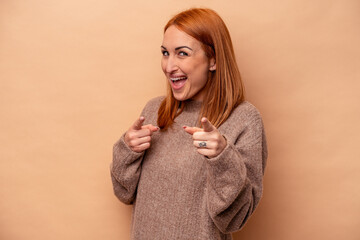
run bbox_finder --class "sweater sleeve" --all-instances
[205,109,267,233]
[110,134,144,205]
[110,96,164,205]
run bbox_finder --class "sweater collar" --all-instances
[182,99,202,113]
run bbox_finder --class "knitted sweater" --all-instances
[111,96,267,240]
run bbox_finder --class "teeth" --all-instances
[170,76,187,82]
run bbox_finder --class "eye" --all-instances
[178,51,188,56]
[161,50,169,56]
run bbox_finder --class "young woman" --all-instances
[111,8,267,240]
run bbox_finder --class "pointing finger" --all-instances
[143,124,160,133]
[132,116,145,130]
[201,117,215,132]
[183,126,203,135]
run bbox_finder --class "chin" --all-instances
[173,96,187,101]
[172,93,189,101]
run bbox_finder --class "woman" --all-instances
[111,8,267,240]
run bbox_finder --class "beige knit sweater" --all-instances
[111,96,267,240]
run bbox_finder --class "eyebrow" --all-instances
[161,46,193,51]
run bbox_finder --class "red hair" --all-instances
[158,8,245,129]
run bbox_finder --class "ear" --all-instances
[209,58,216,71]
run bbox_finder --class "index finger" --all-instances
[142,124,160,133]
[183,126,203,135]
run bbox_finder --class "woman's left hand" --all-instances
[183,117,227,158]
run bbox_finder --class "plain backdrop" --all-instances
[1,0,359,239]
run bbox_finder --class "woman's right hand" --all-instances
[124,116,159,153]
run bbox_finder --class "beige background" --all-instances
[1,0,359,239]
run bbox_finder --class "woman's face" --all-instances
[161,25,215,101]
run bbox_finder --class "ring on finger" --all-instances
[198,141,207,148]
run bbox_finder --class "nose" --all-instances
[163,55,178,73]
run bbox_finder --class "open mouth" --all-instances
[170,76,187,82]
[170,76,187,90]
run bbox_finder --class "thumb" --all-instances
[132,116,145,130]
[201,117,215,132]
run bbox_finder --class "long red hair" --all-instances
[158,8,245,129]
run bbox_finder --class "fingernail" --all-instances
[182,125,187,129]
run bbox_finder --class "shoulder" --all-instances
[219,101,265,142]
[142,96,165,112]
[230,101,263,125]
[141,96,165,124]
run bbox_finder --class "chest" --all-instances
[141,124,207,183]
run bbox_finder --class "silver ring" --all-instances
[199,141,207,148]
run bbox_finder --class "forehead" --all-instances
[162,25,201,49]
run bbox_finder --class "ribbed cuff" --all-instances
[111,134,144,179]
